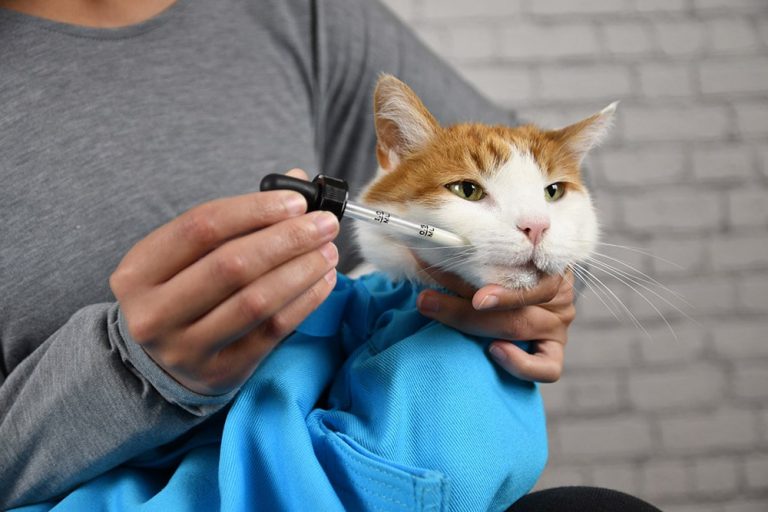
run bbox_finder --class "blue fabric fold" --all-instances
[14,273,546,512]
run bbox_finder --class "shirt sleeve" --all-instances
[0,303,235,508]
[311,0,520,272]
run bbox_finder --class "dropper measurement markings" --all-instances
[344,202,468,247]
[258,173,470,248]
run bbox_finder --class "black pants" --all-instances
[507,486,663,512]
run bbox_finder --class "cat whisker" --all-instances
[587,252,690,305]
[421,255,469,273]
[572,262,651,338]
[584,258,685,340]
[585,256,699,331]
[570,263,624,323]
[594,242,684,269]
[384,239,475,251]
[423,248,476,267]
[401,246,475,251]
[413,251,473,279]
[413,263,469,287]
[567,239,685,269]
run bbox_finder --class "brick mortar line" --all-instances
[750,15,768,52]
[417,10,768,24]
[545,393,768,417]
[548,445,768,465]
[573,314,768,332]
[509,96,768,110]
[443,49,768,67]
[592,180,766,192]
[510,92,768,109]
[633,490,768,507]
[411,13,768,26]
[473,93,768,110]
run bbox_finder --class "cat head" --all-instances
[356,74,614,289]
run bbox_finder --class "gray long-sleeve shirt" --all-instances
[0,0,518,507]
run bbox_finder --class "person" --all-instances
[0,0,591,508]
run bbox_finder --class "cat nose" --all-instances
[517,217,550,246]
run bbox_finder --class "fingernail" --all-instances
[477,295,499,310]
[489,345,507,362]
[418,294,440,314]
[324,269,337,285]
[283,193,306,216]
[285,168,306,178]
[313,212,338,237]
[320,243,338,265]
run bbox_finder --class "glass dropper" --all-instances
[259,173,469,248]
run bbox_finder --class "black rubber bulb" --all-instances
[259,173,348,220]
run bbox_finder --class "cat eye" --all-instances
[446,181,486,201]
[545,182,566,202]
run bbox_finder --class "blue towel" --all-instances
[15,273,547,512]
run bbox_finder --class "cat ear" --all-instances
[374,74,440,172]
[549,101,618,164]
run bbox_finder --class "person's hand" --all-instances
[110,169,339,395]
[416,267,576,383]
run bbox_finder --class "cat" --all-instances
[356,74,615,290]
[229,76,621,512]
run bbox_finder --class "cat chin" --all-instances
[477,263,541,290]
[496,270,540,290]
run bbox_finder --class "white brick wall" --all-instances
[598,147,688,186]
[654,21,708,56]
[692,457,740,497]
[738,275,768,311]
[659,408,759,454]
[642,460,691,501]
[700,58,768,94]
[734,100,768,136]
[537,64,632,101]
[638,62,695,98]
[527,0,630,16]
[627,363,726,410]
[500,24,601,60]
[622,105,731,142]
[602,22,653,56]
[692,144,755,182]
[381,0,768,508]
[729,188,768,227]
[708,18,760,53]
[558,416,654,458]
[712,321,768,358]
[623,188,722,232]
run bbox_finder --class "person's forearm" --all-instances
[0,303,227,508]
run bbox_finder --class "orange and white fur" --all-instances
[356,75,616,289]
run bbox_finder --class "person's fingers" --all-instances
[417,290,562,341]
[130,210,339,338]
[215,270,338,383]
[285,168,309,180]
[113,189,310,288]
[256,269,338,346]
[167,242,338,354]
[472,273,565,311]
[488,339,564,383]
[119,211,338,343]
